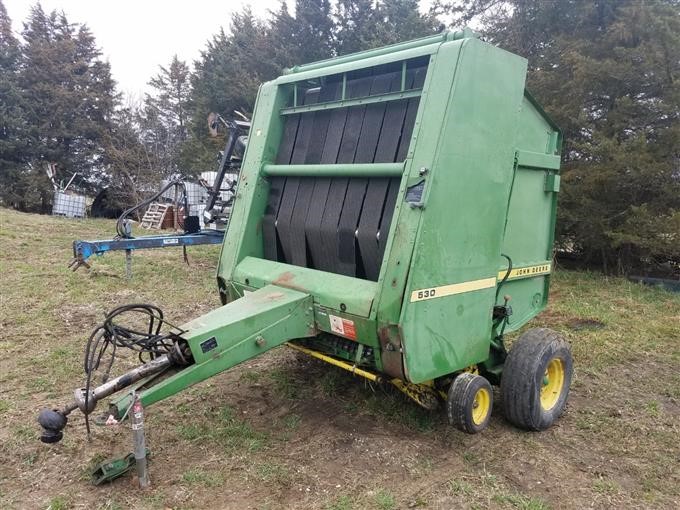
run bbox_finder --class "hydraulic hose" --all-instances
[116,180,189,238]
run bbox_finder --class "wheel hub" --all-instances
[540,358,565,411]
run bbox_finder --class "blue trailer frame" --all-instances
[70,230,225,275]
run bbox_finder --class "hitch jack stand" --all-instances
[131,393,150,489]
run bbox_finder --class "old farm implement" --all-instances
[40,31,571,453]
[69,115,249,275]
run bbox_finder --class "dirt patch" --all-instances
[567,318,606,331]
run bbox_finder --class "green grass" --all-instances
[325,495,354,510]
[373,489,396,510]
[318,369,344,396]
[448,478,474,496]
[448,474,551,510]
[141,492,166,509]
[240,370,261,383]
[593,477,620,495]
[268,368,300,399]
[46,496,69,510]
[1,208,679,510]
[362,389,435,432]
[492,494,550,510]
[95,500,125,510]
[181,468,224,487]
[176,405,268,452]
[539,270,680,370]
[254,461,291,486]
[282,413,301,430]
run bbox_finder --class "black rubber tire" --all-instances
[501,327,573,431]
[447,373,493,433]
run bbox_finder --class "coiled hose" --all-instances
[82,304,189,434]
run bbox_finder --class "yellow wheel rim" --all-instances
[471,387,491,425]
[540,358,565,411]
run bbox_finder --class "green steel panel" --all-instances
[496,91,562,332]
[232,256,377,317]
[496,277,548,335]
[545,173,560,192]
[372,48,452,325]
[284,32,448,75]
[502,168,555,263]
[312,306,380,348]
[183,285,313,364]
[276,45,438,86]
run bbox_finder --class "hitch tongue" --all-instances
[74,388,97,414]
[38,354,173,443]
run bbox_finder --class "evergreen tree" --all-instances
[17,4,117,210]
[269,0,335,66]
[443,0,680,274]
[335,0,438,55]
[146,56,191,141]
[335,0,378,55]
[0,0,30,208]
[182,9,280,173]
[369,0,439,48]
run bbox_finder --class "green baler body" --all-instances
[209,30,562,384]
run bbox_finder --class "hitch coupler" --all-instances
[37,355,172,443]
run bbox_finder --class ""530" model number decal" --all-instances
[416,289,436,300]
[410,277,497,302]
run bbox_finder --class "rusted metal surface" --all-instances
[378,324,405,380]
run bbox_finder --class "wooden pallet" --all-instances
[140,203,170,230]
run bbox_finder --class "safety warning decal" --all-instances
[329,314,357,340]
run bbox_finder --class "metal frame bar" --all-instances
[287,342,382,382]
[280,89,421,116]
[282,32,450,76]
[73,232,225,262]
[262,162,404,177]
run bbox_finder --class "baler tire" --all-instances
[447,373,493,434]
[501,328,573,431]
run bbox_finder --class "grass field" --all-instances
[0,207,679,509]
